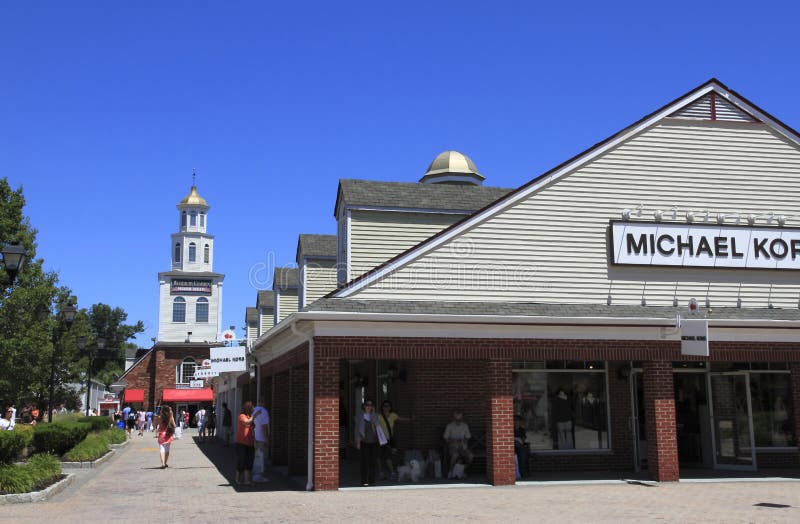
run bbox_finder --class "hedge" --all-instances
[33,422,89,456]
[0,453,62,495]
[103,428,126,445]
[0,432,28,465]
[78,416,113,432]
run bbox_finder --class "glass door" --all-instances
[630,372,647,471]
[708,373,756,470]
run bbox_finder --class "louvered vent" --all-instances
[669,93,758,122]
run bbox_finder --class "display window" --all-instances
[749,372,795,448]
[513,362,609,451]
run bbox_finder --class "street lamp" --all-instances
[0,244,26,284]
[48,301,78,423]
[83,336,106,416]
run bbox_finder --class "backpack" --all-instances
[128,412,136,421]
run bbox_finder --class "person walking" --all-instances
[251,398,270,483]
[234,401,256,485]
[221,403,232,446]
[207,407,216,437]
[155,406,176,469]
[137,409,146,436]
[196,406,206,442]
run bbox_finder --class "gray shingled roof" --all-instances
[336,179,512,213]
[245,307,258,324]
[305,298,800,321]
[257,290,275,309]
[273,267,298,289]
[298,234,337,259]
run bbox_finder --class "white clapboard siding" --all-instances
[259,307,274,336]
[276,289,299,323]
[349,210,466,278]
[305,259,338,306]
[352,120,800,308]
[669,94,756,122]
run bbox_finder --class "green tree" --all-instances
[0,178,64,409]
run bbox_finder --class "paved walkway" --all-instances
[3,430,800,522]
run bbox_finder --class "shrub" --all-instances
[33,422,89,456]
[77,416,113,432]
[0,464,33,494]
[103,428,126,445]
[0,432,28,464]
[14,425,35,448]
[63,434,109,462]
[27,453,61,480]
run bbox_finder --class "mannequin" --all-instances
[552,389,574,449]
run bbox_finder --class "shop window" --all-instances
[177,357,196,384]
[749,373,795,447]
[189,242,196,262]
[174,243,181,263]
[172,297,186,323]
[204,244,210,264]
[513,367,609,451]
[196,297,209,323]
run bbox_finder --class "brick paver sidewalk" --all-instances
[2,431,800,523]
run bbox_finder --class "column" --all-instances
[313,355,339,490]
[486,359,515,485]
[643,361,679,481]
[791,363,800,465]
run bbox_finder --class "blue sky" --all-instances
[3,2,800,345]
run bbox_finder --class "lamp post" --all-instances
[0,244,27,284]
[48,302,78,423]
[83,337,106,416]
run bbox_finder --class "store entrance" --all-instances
[674,372,712,467]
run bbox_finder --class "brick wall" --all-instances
[643,361,678,481]
[486,359,514,485]
[122,345,211,410]
[271,371,290,466]
[792,363,800,468]
[288,365,309,476]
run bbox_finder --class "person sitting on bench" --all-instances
[444,410,473,476]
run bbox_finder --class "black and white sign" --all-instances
[681,319,709,356]
[189,380,204,388]
[194,368,219,379]
[611,222,800,270]
[210,347,247,372]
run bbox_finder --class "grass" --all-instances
[0,454,62,495]
[62,433,110,462]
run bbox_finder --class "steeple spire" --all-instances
[192,168,196,186]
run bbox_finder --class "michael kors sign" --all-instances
[610,222,800,270]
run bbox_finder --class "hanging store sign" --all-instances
[610,222,800,270]
[209,347,247,373]
[681,319,709,356]
[189,380,204,388]
[194,368,219,379]
[171,279,213,295]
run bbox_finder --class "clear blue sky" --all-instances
[3,2,799,345]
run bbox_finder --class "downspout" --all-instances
[291,322,315,491]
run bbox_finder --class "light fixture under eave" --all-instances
[777,215,787,226]
[716,213,726,224]
[747,214,756,226]
[654,209,663,222]
[686,211,695,223]
[621,209,631,220]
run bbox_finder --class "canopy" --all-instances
[123,389,145,403]
[161,388,214,402]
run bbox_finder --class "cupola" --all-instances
[420,150,485,185]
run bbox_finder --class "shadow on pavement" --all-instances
[192,436,305,492]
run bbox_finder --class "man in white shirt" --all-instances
[6,405,16,430]
[252,398,270,483]
[444,410,473,477]
[195,407,206,442]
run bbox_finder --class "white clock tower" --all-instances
[157,182,224,342]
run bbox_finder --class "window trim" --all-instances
[172,296,186,323]
[196,297,209,323]
[188,242,197,262]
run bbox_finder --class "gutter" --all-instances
[291,322,315,491]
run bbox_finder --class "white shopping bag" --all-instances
[174,425,183,439]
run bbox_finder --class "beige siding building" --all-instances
[273,267,299,324]
[296,234,338,309]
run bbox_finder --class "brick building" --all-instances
[240,79,800,490]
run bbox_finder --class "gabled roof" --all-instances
[296,234,337,261]
[333,79,800,299]
[273,267,298,290]
[245,307,258,324]
[256,290,275,309]
[334,179,512,216]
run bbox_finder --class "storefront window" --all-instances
[513,368,609,451]
[749,373,795,447]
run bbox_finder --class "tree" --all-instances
[0,178,63,409]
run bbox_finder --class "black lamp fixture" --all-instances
[1,244,26,284]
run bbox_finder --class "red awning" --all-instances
[124,389,145,403]
[161,388,214,402]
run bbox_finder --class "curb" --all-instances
[0,474,74,505]
[61,449,114,469]
[109,439,131,450]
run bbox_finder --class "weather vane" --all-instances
[192,168,196,186]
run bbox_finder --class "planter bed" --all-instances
[0,474,73,505]
[61,449,114,469]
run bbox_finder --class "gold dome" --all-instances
[421,150,485,185]
[178,186,209,208]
